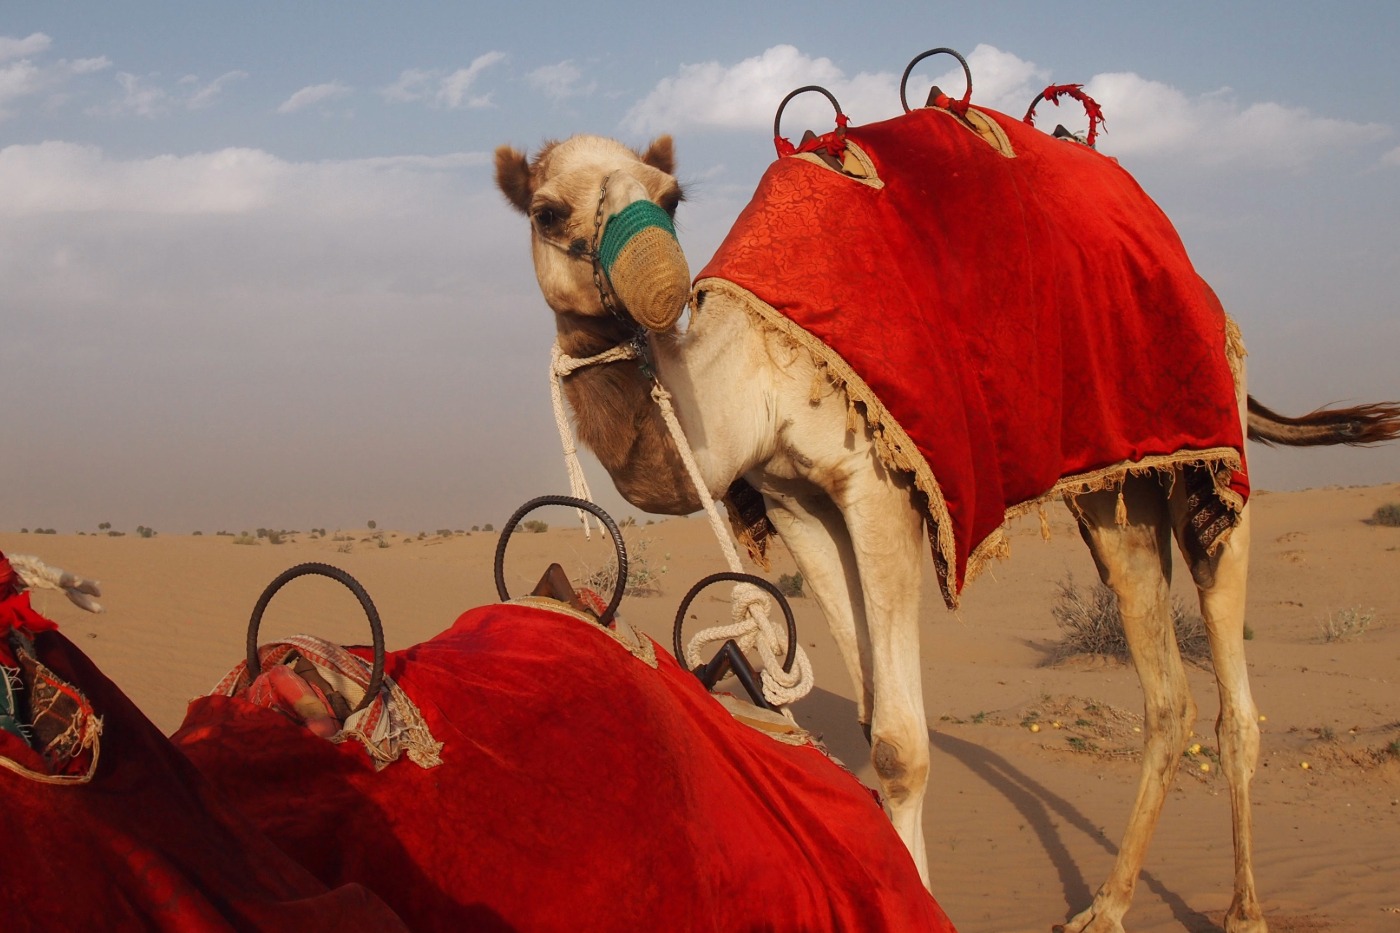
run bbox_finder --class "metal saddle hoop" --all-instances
[246,562,386,714]
[899,46,973,113]
[672,572,798,712]
[494,494,628,628]
[1023,83,1106,147]
[773,85,849,160]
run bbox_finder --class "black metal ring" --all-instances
[494,495,628,627]
[773,85,844,146]
[900,47,972,113]
[246,562,385,713]
[672,572,797,674]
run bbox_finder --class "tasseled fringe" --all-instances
[1115,487,1128,525]
[1038,504,1052,541]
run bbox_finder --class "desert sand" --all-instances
[4,482,1398,932]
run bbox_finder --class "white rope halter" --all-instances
[549,336,814,709]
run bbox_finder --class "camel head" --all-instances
[494,135,690,332]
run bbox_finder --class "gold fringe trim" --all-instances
[697,277,1246,608]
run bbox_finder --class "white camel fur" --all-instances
[495,133,1399,933]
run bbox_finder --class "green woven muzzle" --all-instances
[598,200,690,331]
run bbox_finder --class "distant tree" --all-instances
[20,528,28,534]
[482,523,494,532]
[136,525,155,538]
[471,525,480,532]
[98,522,111,531]
[367,520,377,530]
[193,530,203,536]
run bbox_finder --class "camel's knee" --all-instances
[871,736,928,802]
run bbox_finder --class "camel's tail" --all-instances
[1246,395,1400,448]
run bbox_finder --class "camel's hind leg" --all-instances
[1060,478,1196,933]
[1169,482,1267,933]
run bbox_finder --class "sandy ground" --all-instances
[4,482,1398,932]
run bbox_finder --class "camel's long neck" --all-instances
[555,314,702,515]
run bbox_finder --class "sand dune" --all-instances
[4,482,1398,931]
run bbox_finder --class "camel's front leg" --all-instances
[759,484,873,724]
[1061,480,1195,933]
[833,468,930,888]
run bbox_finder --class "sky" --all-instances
[2,1,1397,536]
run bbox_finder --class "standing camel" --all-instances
[495,115,1398,932]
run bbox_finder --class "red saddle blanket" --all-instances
[174,601,955,933]
[698,106,1248,604]
[0,588,404,932]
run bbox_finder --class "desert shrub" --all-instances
[1370,503,1400,527]
[1320,607,1376,642]
[778,572,805,598]
[583,537,668,597]
[232,534,259,546]
[1050,573,1208,664]
[193,531,203,536]
[136,526,155,538]
[437,529,454,537]
[517,520,548,534]
[267,530,286,545]
[482,523,494,532]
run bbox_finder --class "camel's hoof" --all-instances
[1054,907,1126,933]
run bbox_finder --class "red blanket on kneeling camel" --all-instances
[699,105,1248,605]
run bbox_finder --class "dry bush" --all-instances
[581,537,668,597]
[1320,607,1377,642]
[1050,573,1209,664]
[1369,503,1400,527]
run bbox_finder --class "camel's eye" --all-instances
[531,202,567,234]
[658,188,683,219]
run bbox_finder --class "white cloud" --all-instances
[277,80,352,114]
[623,44,1046,136]
[90,68,250,118]
[0,142,487,217]
[186,69,248,109]
[0,32,51,63]
[527,60,594,102]
[1382,146,1400,168]
[0,31,111,118]
[1085,72,1391,170]
[625,43,1390,171]
[382,51,506,109]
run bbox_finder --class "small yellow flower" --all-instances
[1051,721,1063,729]
[1188,743,1203,756]
[1258,714,1267,722]
[1200,762,1211,773]
[1300,761,1311,770]
[1029,723,1041,733]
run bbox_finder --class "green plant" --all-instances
[1369,503,1400,527]
[1320,607,1377,642]
[1050,573,1209,663]
[517,519,548,534]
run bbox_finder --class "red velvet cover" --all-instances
[698,106,1247,601]
[0,595,406,931]
[174,603,955,933]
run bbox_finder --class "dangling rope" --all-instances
[549,338,814,709]
[549,341,640,537]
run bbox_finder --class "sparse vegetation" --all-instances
[1050,573,1209,664]
[1320,607,1377,643]
[232,534,259,546]
[778,572,805,598]
[517,520,548,534]
[582,537,668,596]
[1369,503,1400,527]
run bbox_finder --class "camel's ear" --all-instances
[640,135,675,176]
[494,145,533,214]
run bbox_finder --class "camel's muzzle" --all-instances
[598,200,690,332]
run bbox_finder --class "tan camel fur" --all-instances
[495,133,1400,933]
